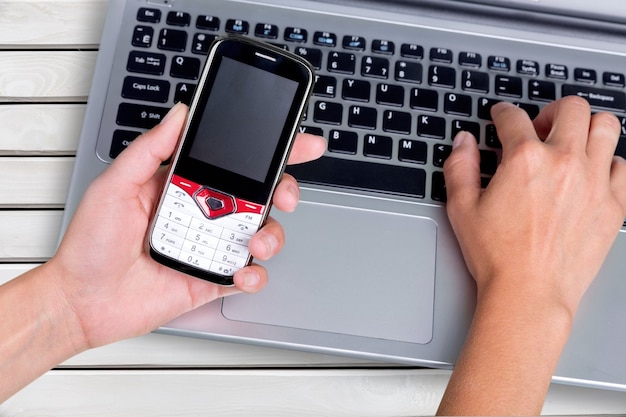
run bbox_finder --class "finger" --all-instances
[586,112,621,167]
[610,156,626,216]
[232,264,269,294]
[272,173,300,213]
[247,217,285,261]
[491,101,539,154]
[106,103,188,188]
[443,131,482,222]
[288,133,326,165]
[533,96,591,150]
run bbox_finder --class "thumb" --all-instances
[105,103,189,188]
[443,131,482,218]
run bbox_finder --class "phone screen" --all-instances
[189,56,299,183]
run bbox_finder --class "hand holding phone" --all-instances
[147,37,315,285]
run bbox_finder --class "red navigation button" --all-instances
[193,188,235,219]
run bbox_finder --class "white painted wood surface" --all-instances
[1,0,625,414]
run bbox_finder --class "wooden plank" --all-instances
[0,104,83,155]
[0,158,73,207]
[0,211,62,261]
[0,51,96,102]
[5,369,626,416]
[0,0,107,48]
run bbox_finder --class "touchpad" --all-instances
[221,201,437,344]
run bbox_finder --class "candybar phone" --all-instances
[147,37,314,285]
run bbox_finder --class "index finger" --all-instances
[287,133,327,165]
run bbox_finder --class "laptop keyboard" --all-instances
[104,2,626,205]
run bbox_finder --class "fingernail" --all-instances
[161,102,184,125]
[260,233,279,256]
[453,131,470,149]
[242,269,261,289]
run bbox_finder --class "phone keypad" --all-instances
[151,175,265,277]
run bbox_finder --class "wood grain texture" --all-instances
[0,158,73,207]
[0,211,62,261]
[0,104,84,155]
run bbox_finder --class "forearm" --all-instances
[437,282,573,416]
[0,264,86,402]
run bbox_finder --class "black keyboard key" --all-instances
[191,33,217,54]
[515,102,540,119]
[110,130,141,159]
[328,52,356,74]
[431,171,447,202]
[284,27,308,43]
[546,63,568,80]
[294,47,322,69]
[433,144,452,168]
[428,66,456,89]
[286,156,426,198]
[167,11,191,27]
[562,85,626,112]
[137,8,161,23]
[362,56,390,79]
[485,124,501,148]
[616,136,626,160]
[196,15,220,31]
[255,23,279,39]
[342,79,370,101]
[313,101,343,125]
[495,75,523,98]
[444,93,472,116]
[430,48,453,64]
[122,76,170,103]
[395,61,422,84]
[127,51,166,75]
[348,106,377,130]
[158,29,187,51]
[459,52,482,68]
[116,103,170,129]
[225,19,249,35]
[401,43,424,59]
[517,59,539,76]
[410,88,438,112]
[314,31,337,47]
[529,80,556,102]
[488,56,511,72]
[480,150,498,175]
[382,110,411,134]
[398,139,427,164]
[328,130,358,154]
[170,56,201,79]
[174,82,196,105]
[478,97,501,120]
[343,35,366,51]
[452,120,480,143]
[300,126,324,137]
[462,70,489,93]
[314,75,337,98]
[417,114,446,139]
[376,83,404,106]
[574,68,597,84]
[363,134,393,159]
[132,26,154,48]
[604,72,626,88]
[372,40,395,55]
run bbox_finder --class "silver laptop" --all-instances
[61,0,626,390]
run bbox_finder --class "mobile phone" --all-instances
[147,36,315,285]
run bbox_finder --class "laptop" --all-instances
[60,0,626,390]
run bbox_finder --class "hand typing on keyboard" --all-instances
[438,96,626,415]
[0,103,326,402]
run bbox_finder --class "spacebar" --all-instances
[286,156,426,198]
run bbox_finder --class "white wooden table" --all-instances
[1,1,626,415]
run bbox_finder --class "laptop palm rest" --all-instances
[221,200,437,344]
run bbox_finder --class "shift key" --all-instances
[562,84,626,112]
